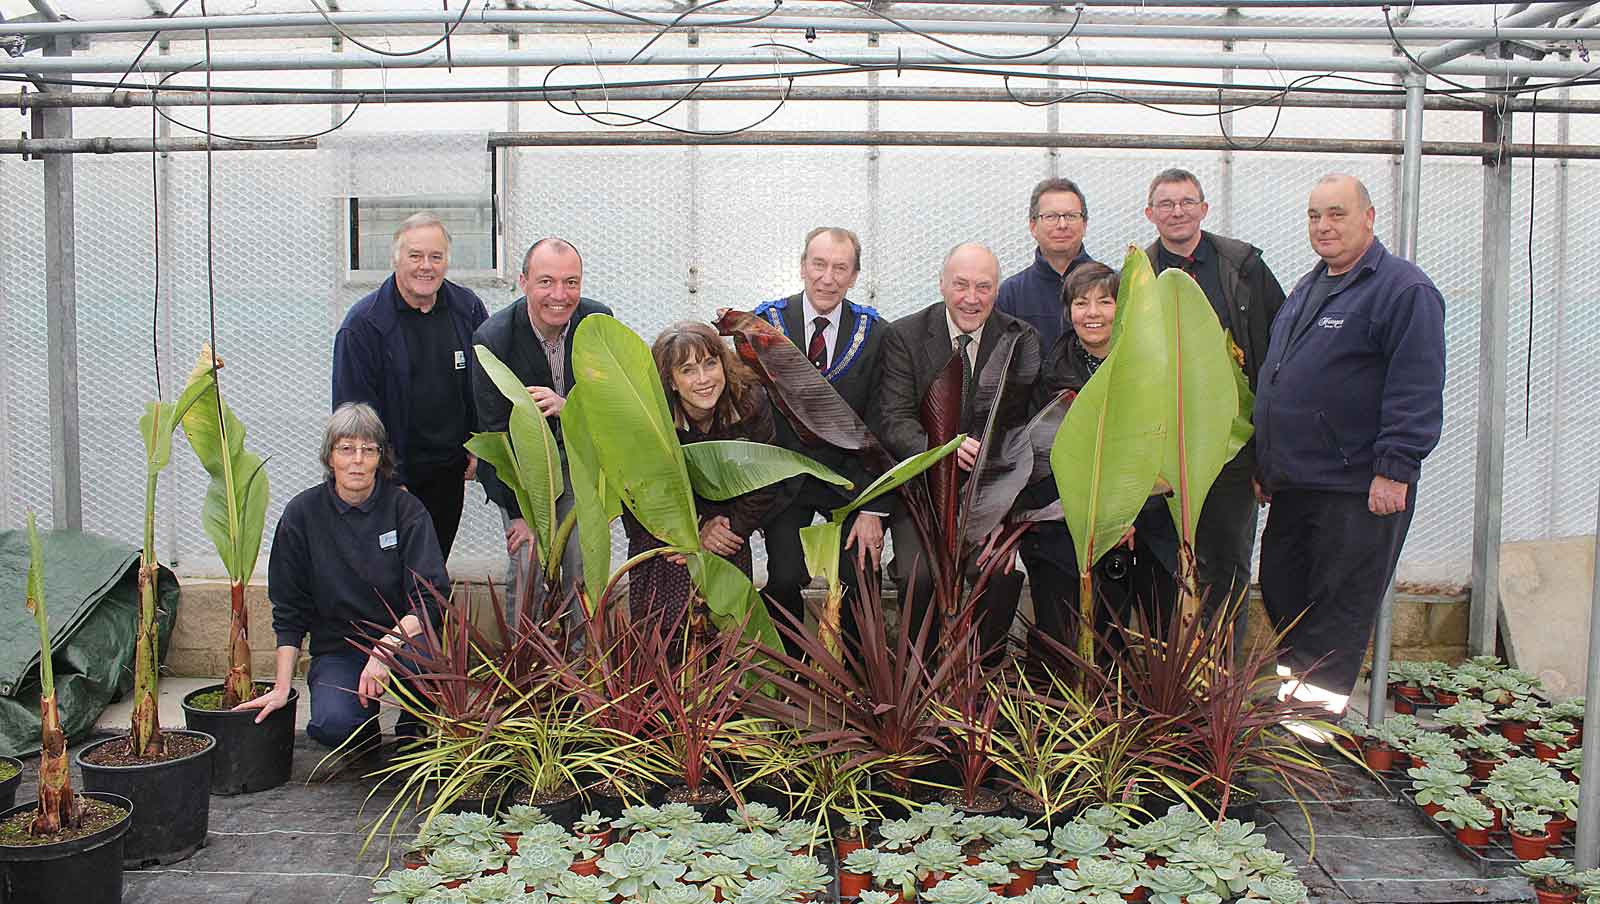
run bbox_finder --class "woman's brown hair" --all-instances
[651,321,757,430]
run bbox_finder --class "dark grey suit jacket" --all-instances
[875,302,1041,463]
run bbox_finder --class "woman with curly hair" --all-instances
[624,321,779,627]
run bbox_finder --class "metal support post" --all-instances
[1574,496,1600,869]
[1368,71,1425,725]
[41,35,80,530]
[1470,61,1513,659]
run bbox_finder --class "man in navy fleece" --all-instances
[1254,173,1446,713]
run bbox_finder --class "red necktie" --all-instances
[807,317,828,369]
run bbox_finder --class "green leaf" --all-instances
[571,315,700,551]
[179,354,269,584]
[474,344,562,558]
[831,434,965,521]
[1151,267,1240,544]
[1225,337,1256,464]
[688,550,782,653]
[682,440,851,502]
[561,385,621,602]
[798,520,843,600]
[1053,247,1169,575]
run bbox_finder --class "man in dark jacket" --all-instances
[1255,174,1446,710]
[1143,168,1286,617]
[332,212,489,559]
[472,237,613,608]
[753,227,890,647]
[878,242,1041,656]
[997,177,1096,353]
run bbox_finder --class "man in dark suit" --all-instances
[754,227,889,644]
[471,237,613,609]
[877,242,1041,653]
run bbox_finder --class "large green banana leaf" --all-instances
[571,315,700,551]
[688,551,782,652]
[1225,337,1256,464]
[1052,248,1168,577]
[179,355,270,584]
[1151,267,1240,544]
[473,344,563,560]
[561,385,621,603]
[682,441,851,502]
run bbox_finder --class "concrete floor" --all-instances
[0,679,1520,903]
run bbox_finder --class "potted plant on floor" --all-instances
[0,515,134,904]
[1461,732,1516,780]
[1529,721,1577,762]
[1386,661,1433,713]
[1407,765,1470,819]
[1510,810,1556,861]
[1493,699,1543,745]
[1521,858,1581,904]
[170,348,292,794]
[1431,794,1493,849]
[1360,724,1400,773]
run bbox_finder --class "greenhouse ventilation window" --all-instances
[346,195,499,279]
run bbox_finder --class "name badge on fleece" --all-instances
[379,530,398,550]
[454,350,467,370]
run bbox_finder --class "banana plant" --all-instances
[566,314,848,652]
[180,346,271,709]
[1148,263,1249,621]
[25,512,78,836]
[1052,249,1170,664]
[131,373,213,757]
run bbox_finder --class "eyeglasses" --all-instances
[1152,198,1204,213]
[333,442,383,458]
[1033,211,1085,226]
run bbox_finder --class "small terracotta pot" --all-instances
[920,871,950,891]
[1363,743,1396,772]
[839,873,871,898]
[1491,806,1505,833]
[1409,754,1428,770]
[1455,825,1490,849]
[1007,869,1038,896]
[1501,721,1531,745]
[403,848,430,869]
[1470,757,1500,781]
[571,857,600,876]
[1534,742,1564,762]
[1394,696,1418,715]
[836,838,866,859]
[503,833,521,855]
[1547,817,1568,846]
[1510,829,1553,861]
[1533,886,1577,904]
[1421,802,1444,819]
[1393,684,1425,702]
[1433,691,1460,706]
[579,829,614,849]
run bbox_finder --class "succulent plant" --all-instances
[1528,726,1574,747]
[500,805,553,836]
[1568,868,1600,894]
[1078,806,1132,834]
[519,823,569,847]
[1388,661,1434,689]
[1117,819,1183,858]
[1243,848,1296,880]
[1379,714,1422,743]
[371,866,445,904]
[1494,699,1544,724]
[1052,823,1111,860]
[983,837,1050,871]
[1407,765,1473,807]
[1141,865,1211,904]
[1057,857,1139,895]
[688,822,741,852]
[1556,748,1583,778]
[508,844,577,887]
[876,819,925,851]
[842,847,882,875]
[615,806,671,837]
[1510,809,1554,836]
[685,853,747,894]
[1519,857,1578,892]
[1491,757,1562,791]
[857,891,899,904]
[1550,700,1586,722]
[1243,874,1310,904]
[1207,819,1266,855]
[1403,732,1459,761]
[959,861,1014,888]
[428,846,492,882]
[1431,794,1493,831]
[777,819,823,852]
[1186,895,1224,904]
[980,816,1046,845]
[415,888,472,904]
[657,804,704,832]
[1016,886,1075,904]
[664,836,700,865]
[729,802,786,831]
[917,804,965,835]
[731,876,790,904]
[913,837,967,878]
[550,872,618,904]
[1460,732,1515,758]
[462,873,525,903]
[1435,705,1490,733]
[921,876,998,904]
[730,832,790,874]
[573,811,609,836]
[567,834,604,862]
[872,852,921,897]
[1464,655,1507,672]
[646,883,715,904]
[1169,837,1246,897]
[776,854,831,898]
[435,813,505,850]
[598,836,688,898]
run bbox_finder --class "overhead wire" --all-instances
[307,0,475,58]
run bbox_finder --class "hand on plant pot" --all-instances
[233,684,293,724]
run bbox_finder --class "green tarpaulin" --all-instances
[0,528,178,758]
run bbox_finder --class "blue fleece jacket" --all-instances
[331,276,489,485]
[1255,239,1446,495]
[997,246,1096,354]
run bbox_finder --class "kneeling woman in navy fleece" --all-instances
[235,402,448,752]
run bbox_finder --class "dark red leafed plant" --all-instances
[933,627,1007,810]
[745,574,968,798]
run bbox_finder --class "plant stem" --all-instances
[220,578,256,708]
[27,515,78,835]
[130,554,164,757]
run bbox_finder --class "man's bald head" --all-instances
[940,242,1001,334]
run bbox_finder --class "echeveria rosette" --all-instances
[573,811,609,836]
[842,848,882,876]
[463,873,526,903]
[876,819,925,852]
[1170,837,1248,897]
[728,802,785,831]
[983,837,1050,871]
[1056,857,1139,896]
[598,836,688,898]
[1243,848,1296,880]
[428,846,493,883]
[645,882,715,904]
[1116,820,1182,858]
[1052,824,1110,862]
[550,872,619,904]
[857,892,899,904]
[1078,807,1131,834]
[731,833,791,875]
[416,888,472,904]
[920,876,998,904]
[1206,819,1267,855]
[917,804,965,837]
[686,853,747,894]
[871,852,920,897]
[615,806,671,838]
[778,819,824,852]
[690,822,741,852]
[371,866,444,904]
[523,823,574,848]
[663,836,700,865]
[657,804,704,832]
[508,845,577,888]
[437,813,504,850]
[500,805,553,836]
[979,816,1046,845]
[913,837,967,878]
[958,861,1014,888]
[1142,865,1212,904]
[1243,874,1311,904]
[776,854,832,898]
[732,876,790,904]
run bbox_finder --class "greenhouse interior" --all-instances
[2,0,1600,902]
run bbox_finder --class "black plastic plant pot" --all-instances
[0,791,133,904]
[0,758,22,813]
[75,730,215,868]
[181,684,299,796]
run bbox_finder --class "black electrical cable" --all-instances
[150,93,161,400]
[628,0,786,64]
[148,60,365,143]
[829,0,1085,61]
[1381,4,1600,105]
[307,0,475,58]
[543,60,797,135]
[113,0,196,93]
[202,0,223,421]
